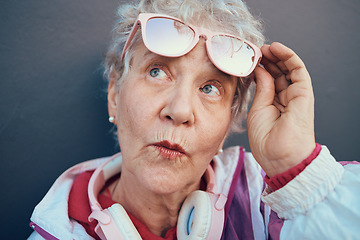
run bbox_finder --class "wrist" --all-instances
[265,143,321,191]
[265,140,316,178]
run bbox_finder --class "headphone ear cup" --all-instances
[106,203,142,240]
[177,190,213,240]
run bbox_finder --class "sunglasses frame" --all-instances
[121,13,262,77]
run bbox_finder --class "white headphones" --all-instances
[88,153,227,240]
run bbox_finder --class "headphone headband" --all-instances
[88,153,122,212]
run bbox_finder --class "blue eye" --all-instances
[201,84,220,96]
[150,68,160,77]
[149,67,167,79]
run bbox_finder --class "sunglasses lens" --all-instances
[145,18,195,56]
[210,36,256,76]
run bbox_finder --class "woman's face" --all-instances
[108,40,237,195]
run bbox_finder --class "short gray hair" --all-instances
[104,0,265,133]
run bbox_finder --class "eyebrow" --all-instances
[142,49,171,63]
[141,49,233,81]
[143,50,154,59]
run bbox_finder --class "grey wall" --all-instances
[1,0,359,239]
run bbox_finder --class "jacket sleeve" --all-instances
[261,145,360,239]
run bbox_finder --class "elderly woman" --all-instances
[28,0,360,239]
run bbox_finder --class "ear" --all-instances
[107,72,119,123]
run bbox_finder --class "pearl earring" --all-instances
[216,149,223,155]
[109,116,115,123]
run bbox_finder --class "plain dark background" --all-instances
[1,0,359,239]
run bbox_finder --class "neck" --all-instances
[111,169,201,237]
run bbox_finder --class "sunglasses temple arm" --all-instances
[121,21,141,62]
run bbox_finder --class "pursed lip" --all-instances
[152,140,187,156]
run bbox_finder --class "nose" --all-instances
[160,85,195,126]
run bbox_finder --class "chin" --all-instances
[140,166,196,195]
[125,148,201,195]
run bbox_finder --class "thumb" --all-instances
[250,66,275,112]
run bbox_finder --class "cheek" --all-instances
[194,106,232,157]
[203,94,234,136]
[198,84,236,144]
[115,79,160,144]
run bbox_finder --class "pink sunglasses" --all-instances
[121,13,262,77]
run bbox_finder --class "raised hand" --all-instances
[247,42,316,177]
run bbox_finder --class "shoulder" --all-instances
[29,154,117,239]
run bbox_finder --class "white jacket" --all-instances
[28,146,360,239]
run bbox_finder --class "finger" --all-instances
[261,57,290,93]
[261,44,279,63]
[278,90,288,107]
[273,95,286,113]
[268,42,311,87]
[251,66,275,112]
[261,45,290,74]
[261,57,283,79]
[261,45,291,93]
